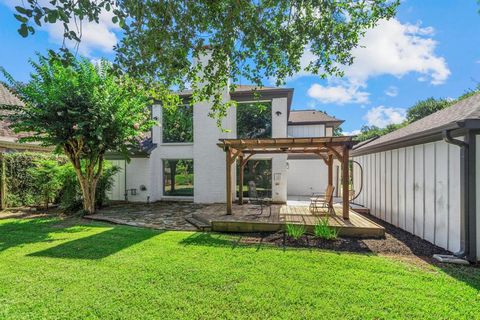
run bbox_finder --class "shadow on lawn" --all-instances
[180,232,246,249]
[29,225,160,260]
[0,218,75,253]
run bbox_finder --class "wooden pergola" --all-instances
[217,136,356,219]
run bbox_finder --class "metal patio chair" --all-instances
[309,185,335,215]
[247,180,272,217]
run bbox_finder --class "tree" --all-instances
[406,97,451,123]
[0,54,154,214]
[12,0,399,125]
[355,123,404,142]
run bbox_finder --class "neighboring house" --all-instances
[0,84,50,153]
[351,93,480,262]
[286,110,343,196]
[107,55,345,204]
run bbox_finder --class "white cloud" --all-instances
[363,105,406,128]
[307,83,369,104]
[384,86,399,97]
[343,130,361,136]
[1,0,120,56]
[346,19,450,86]
[296,18,449,106]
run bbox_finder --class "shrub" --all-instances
[314,218,338,240]
[3,153,64,207]
[58,161,120,213]
[286,223,306,240]
[1,152,119,213]
[27,159,63,208]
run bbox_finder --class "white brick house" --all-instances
[107,58,343,204]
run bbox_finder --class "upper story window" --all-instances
[237,102,272,139]
[162,104,193,143]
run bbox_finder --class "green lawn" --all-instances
[1,217,479,319]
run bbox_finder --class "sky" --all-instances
[1,1,480,134]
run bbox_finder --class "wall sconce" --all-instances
[275,111,282,116]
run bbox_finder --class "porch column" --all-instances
[341,147,350,219]
[238,155,244,205]
[226,148,233,215]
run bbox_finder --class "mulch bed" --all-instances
[236,213,451,259]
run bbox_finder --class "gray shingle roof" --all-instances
[0,83,24,107]
[288,110,343,126]
[0,83,26,142]
[353,92,480,155]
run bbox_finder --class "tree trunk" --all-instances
[63,143,104,215]
[169,160,177,192]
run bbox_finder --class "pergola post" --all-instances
[238,155,244,205]
[327,154,333,208]
[226,148,233,215]
[341,146,350,219]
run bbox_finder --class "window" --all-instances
[237,102,272,138]
[163,159,194,197]
[237,159,272,198]
[162,104,193,143]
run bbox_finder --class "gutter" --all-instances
[442,128,477,262]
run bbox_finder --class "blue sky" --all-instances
[1,0,480,134]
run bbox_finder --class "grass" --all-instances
[286,223,306,240]
[1,217,480,319]
[314,218,339,240]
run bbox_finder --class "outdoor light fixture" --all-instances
[275,111,282,116]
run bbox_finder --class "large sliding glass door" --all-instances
[163,159,194,197]
[237,159,272,199]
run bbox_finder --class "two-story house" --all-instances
[107,55,344,204]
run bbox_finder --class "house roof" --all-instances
[288,110,344,127]
[177,84,294,111]
[352,93,480,156]
[0,83,26,142]
[0,83,24,107]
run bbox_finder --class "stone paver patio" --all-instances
[85,202,210,231]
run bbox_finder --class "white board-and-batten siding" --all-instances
[353,140,462,253]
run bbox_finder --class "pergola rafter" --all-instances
[218,136,356,219]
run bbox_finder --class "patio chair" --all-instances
[247,180,272,217]
[309,185,335,215]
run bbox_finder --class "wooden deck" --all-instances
[192,203,384,238]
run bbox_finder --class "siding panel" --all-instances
[435,141,449,249]
[414,144,424,238]
[398,148,406,230]
[424,143,436,243]
[405,147,415,233]
[391,149,399,227]
[448,144,461,253]
[385,150,392,224]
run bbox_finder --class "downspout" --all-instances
[442,129,476,262]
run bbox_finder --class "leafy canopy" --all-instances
[0,53,155,213]
[1,53,154,156]
[13,0,399,125]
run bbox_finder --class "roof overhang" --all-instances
[350,120,480,157]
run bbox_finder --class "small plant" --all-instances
[286,223,306,240]
[314,218,339,240]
